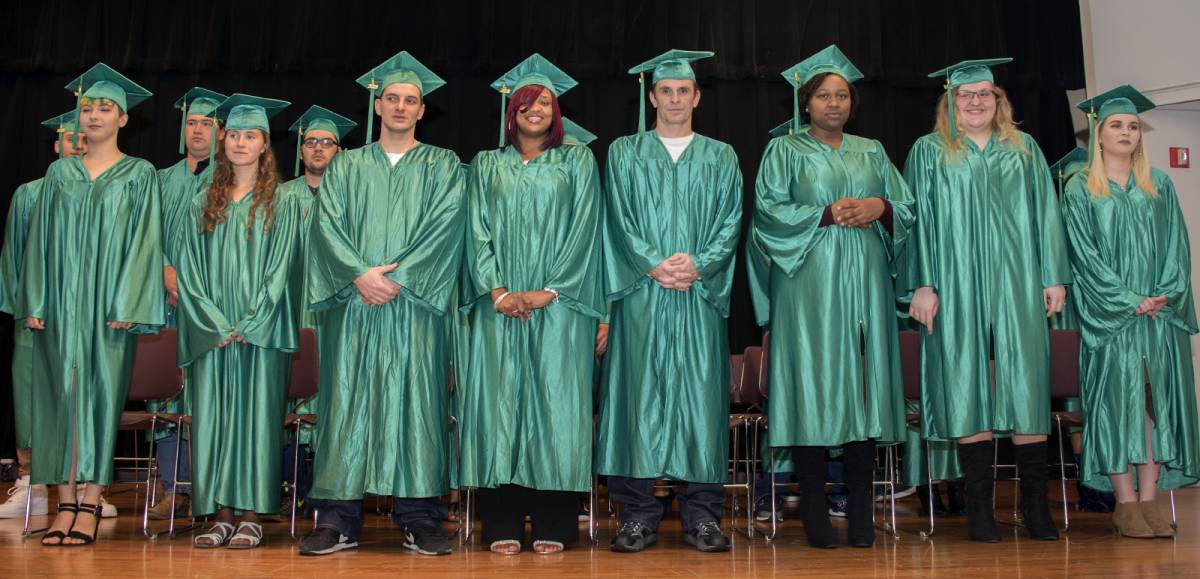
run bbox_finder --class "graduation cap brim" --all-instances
[490,53,577,97]
[561,117,597,146]
[927,58,1013,88]
[65,62,153,111]
[214,93,291,132]
[288,105,358,140]
[627,49,714,82]
[356,51,446,97]
[1075,84,1156,120]
[781,45,864,89]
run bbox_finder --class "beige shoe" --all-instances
[148,493,190,521]
[1138,499,1175,537]
[1113,501,1155,538]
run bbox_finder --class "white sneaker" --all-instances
[75,484,118,518]
[0,476,48,518]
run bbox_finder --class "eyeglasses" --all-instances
[302,137,339,149]
[955,89,996,103]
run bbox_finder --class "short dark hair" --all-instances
[796,72,859,125]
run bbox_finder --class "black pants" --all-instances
[313,497,447,542]
[476,484,579,546]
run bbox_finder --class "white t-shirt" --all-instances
[658,134,695,163]
[385,151,406,167]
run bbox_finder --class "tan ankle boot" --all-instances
[1113,501,1154,538]
[148,493,190,521]
[1138,500,1175,537]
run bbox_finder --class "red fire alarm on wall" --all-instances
[1170,147,1190,168]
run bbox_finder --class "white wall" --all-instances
[1079,0,1200,387]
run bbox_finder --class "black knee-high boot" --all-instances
[956,440,1000,543]
[842,439,877,547]
[1014,441,1059,540]
[792,446,837,548]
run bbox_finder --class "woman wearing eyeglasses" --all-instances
[903,58,1070,543]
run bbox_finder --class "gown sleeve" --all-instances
[1151,174,1198,334]
[1026,137,1072,288]
[901,137,940,294]
[176,196,235,365]
[690,144,744,316]
[602,138,669,299]
[307,153,372,310]
[0,182,36,313]
[15,166,59,322]
[463,151,504,309]
[541,147,605,318]
[108,163,166,330]
[233,193,302,350]
[749,138,829,278]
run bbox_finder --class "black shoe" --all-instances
[843,439,877,548]
[957,440,1000,543]
[299,527,359,556]
[684,521,731,553]
[794,446,838,549]
[610,520,657,553]
[1014,442,1059,541]
[0,461,18,483]
[945,479,967,515]
[401,521,452,555]
[918,484,950,516]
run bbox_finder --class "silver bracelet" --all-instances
[492,291,512,311]
[543,288,559,302]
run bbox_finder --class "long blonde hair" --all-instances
[933,84,1025,156]
[1086,121,1157,198]
[202,131,281,234]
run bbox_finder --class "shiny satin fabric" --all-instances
[0,178,43,448]
[459,144,604,493]
[749,130,914,448]
[176,182,303,516]
[15,155,165,485]
[903,132,1071,440]
[595,132,742,483]
[307,143,467,500]
[901,399,962,487]
[280,177,318,446]
[1062,169,1200,492]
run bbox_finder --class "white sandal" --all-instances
[228,521,264,549]
[489,539,521,555]
[532,540,564,554]
[194,521,235,548]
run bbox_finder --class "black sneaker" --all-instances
[610,520,657,553]
[684,521,731,553]
[299,527,358,556]
[401,522,452,556]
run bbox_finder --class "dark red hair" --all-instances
[504,84,563,152]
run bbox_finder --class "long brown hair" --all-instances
[933,84,1025,156]
[201,131,281,234]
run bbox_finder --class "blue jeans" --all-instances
[608,476,724,531]
[156,433,190,495]
[313,497,447,542]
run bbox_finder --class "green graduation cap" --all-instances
[781,45,864,133]
[287,105,358,176]
[1075,84,1156,162]
[209,93,290,161]
[768,119,794,139]
[41,110,80,159]
[1049,147,1088,193]
[561,117,597,147]
[627,49,714,132]
[491,54,578,146]
[63,62,153,149]
[173,87,228,156]
[356,51,446,144]
[927,57,1012,140]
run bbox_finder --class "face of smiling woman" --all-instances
[515,87,554,139]
[79,99,128,144]
[953,80,998,134]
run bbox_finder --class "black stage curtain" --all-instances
[0,0,1084,368]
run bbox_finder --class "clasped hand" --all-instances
[649,253,700,291]
[830,197,885,228]
[493,288,556,321]
[1135,296,1168,320]
[355,263,402,306]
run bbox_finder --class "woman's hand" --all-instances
[595,323,610,356]
[107,321,132,330]
[26,317,44,330]
[1043,285,1066,317]
[832,197,885,228]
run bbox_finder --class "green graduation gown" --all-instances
[307,143,467,501]
[748,130,914,447]
[279,176,318,446]
[903,132,1071,440]
[15,155,164,485]
[1061,169,1199,492]
[0,179,43,448]
[177,183,303,516]
[459,144,604,493]
[596,132,742,483]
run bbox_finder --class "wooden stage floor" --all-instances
[2,482,1197,578]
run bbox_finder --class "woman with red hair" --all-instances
[459,55,604,555]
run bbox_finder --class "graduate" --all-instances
[597,49,741,554]
[16,63,164,546]
[903,58,1070,542]
[146,86,227,522]
[0,111,87,521]
[177,94,300,549]
[300,51,466,557]
[1062,85,1199,538]
[746,45,914,548]
[459,54,604,555]
[277,105,356,509]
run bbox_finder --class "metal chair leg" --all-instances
[142,415,159,539]
[589,474,598,543]
[290,421,301,539]
[1055,416,1071,531]
[919,439,935,539]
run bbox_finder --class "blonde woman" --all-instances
[903,58,1070,542]
[1062,85,1198,539]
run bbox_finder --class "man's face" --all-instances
[54,131,88,157]
[374,83,425,134]
[185,114,221,159]
[649,80,700,126]
[301,128,339,175]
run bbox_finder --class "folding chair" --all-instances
[899,329,937,539]
[284,328,318,538]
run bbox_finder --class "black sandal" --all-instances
[42,502,78,546]
[63,502,101,546]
